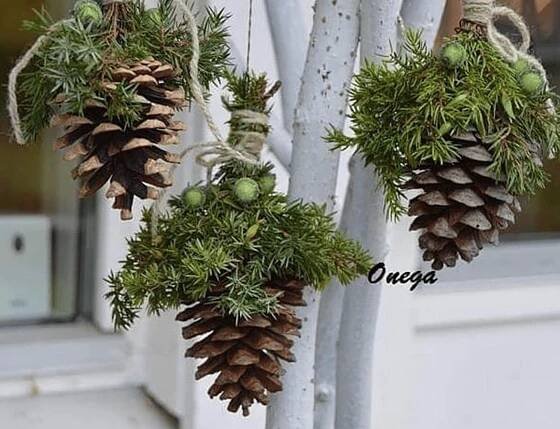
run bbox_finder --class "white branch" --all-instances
[333,1,446,428]
[334,165,389,429]
[265,0,361,428]
[264,0,308,132]
[334,1,401,429]
[400,0,446,47]
[314,171,360,429]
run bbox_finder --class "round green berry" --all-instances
[258,175,276,195]
[520,72,544,94]
[234,178,260,203]
[441,43,467,68]
[183,187,206,208]
[513,58,531,77]
[74,0,103,26]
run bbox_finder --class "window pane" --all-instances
[437,0,560,238]
[0,0,81,324]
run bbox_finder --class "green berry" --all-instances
[234,178,260,203]
[441,43,467,68]
[258,175,276,195]
[520,72,544,94]
[74,0,103,26]
[513,58,531,77]
[183,187,205,208]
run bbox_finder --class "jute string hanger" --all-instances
[461,0,553,113]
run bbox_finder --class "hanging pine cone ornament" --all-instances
[329,8,560,270]
[107,73,372,416]
[12,0,230,219]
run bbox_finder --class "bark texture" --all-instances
[265,0,361,428]
[334,1,445,428]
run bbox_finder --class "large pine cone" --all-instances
[176,278,306,417]
[406,130,532,270]
[52,58,187,220]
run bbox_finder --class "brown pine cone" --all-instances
[51,58,187,220]
[176,278,306,417]
[406,130,530,270]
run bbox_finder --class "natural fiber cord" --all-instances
[462,0,554,112]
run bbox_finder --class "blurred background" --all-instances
[0,0,559,428]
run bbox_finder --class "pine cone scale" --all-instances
[178,277,305,416]
[409,131,520,270]
[53,59,187,220]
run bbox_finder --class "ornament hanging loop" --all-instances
[462,0,531,61]
[461,0,554,113]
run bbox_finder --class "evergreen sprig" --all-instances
[106,72,372,330]
[16,0,231,142]
[107,163,371,329]
[329,30,560,219]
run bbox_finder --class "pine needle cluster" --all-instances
[106,73,372,330]
[17,0,230,142]
[329,30,560,219]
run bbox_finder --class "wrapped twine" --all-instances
[462,0,554,112]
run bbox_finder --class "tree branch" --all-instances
[333,1,402,429]
[265,0,361,428]
[333,1,445,428]
[264,0,308,132]
[400,0,446,48]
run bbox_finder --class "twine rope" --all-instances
[151,2,269,235]
[172,0,261,168]
[7,20,71,145]
[462,0,554,112]
[150,108,269,236]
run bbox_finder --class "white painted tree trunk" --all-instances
[264,0,308,132]
[400,0,447,46]
[314,158,369,429]
[333,1,446,428]
[265,0,361,428]
[333,1,402,429]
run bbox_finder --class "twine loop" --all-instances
[462,0,554,113]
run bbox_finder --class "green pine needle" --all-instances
[16,0,231,142]
[328,30,560,220]
[106,162,372,330]
[106,72,371,330]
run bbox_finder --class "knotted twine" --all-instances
[462,0,554,113]
[149,1,269,235]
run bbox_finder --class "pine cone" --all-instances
[176,278,306,416]
[52,58,187,220]
[406,130,529,270]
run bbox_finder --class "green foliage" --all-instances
[106,72,371,330]
[520,72,544,94]
[258,175,276,195]
[107,161,372,329]
[441,42,467,68]
[73,0,103,26]
[16,0,231,142]
[329,30,560,220]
